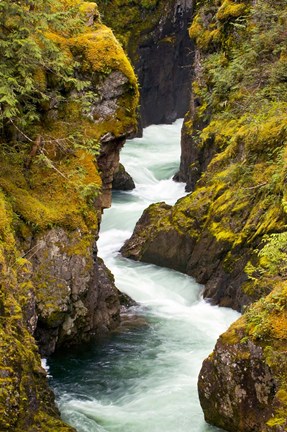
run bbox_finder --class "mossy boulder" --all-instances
[199,282,287,432]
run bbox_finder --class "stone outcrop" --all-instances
[29,229,121,356]
[199,340,276,432]
[198,282,287,432]
[120,200,255,311]
[97,0,194,128]
[112,163,135,191]
[0,1,138,429]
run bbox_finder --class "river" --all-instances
[48,119,239,432]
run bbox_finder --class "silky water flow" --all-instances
[48,120,240,432]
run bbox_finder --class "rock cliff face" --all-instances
[97,0,194,128]
[121,0,287,310]
[121,0,287,429]
[198,283,287,432]
[0,1,138,430]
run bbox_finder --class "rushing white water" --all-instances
[49,120,239,432]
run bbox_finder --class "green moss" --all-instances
[0,0,139,429]
[266,417,286,427]
[220,316,247,345]
[216,0,247,21]
[0,241,74,431]
[69,24,137,85]
[0,149,100,232]
[96,0,174,60]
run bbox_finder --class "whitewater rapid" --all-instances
[48,119,239,432]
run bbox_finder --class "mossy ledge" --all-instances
[0,0,138,430]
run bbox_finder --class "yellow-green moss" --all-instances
[216,0,247,21]
[69,24,137,85]
[0,149,101,232]
[220,316,247,345]
[189,15,222,50]
[96,0,174,59]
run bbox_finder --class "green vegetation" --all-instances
[185,1,287,428]
[96,0,174,59]
[0,0,84,137]
[0,0,138,429]
[174,0,287,297]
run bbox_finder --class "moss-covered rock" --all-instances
[199,282,287,432]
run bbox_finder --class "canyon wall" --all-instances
[121,0,287,430]
[0,1,138,430]
[97,0,194,128]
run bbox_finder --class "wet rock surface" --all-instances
[28,228,121,356]
[120,202,254,311]
[97,0,194,128]
[112,163,135,191]
[198,337,276,432]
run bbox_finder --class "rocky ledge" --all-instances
[199,283,287,432]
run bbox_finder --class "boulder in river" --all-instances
[113,163,135,191]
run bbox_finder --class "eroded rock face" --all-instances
[0,0,138,429]
[198,283,287,432]
[97,0,194,128]
[26,229,120,356]
[136,0,194,127]
[173,48,214,191]
[98,136,126,208]
[198,339,276,432]
[121,202,254,311]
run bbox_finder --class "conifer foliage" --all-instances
[0,0,83,142]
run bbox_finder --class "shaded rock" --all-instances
[198,284,287,431]
[198,337,276,432]
[119,291,138,308]
[113,163,135,191]
[121,201,255,311]
[97,0,194,128]
[98,136,126,208]
[30,228,121,356]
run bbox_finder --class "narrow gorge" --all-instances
[1,1,287,432]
